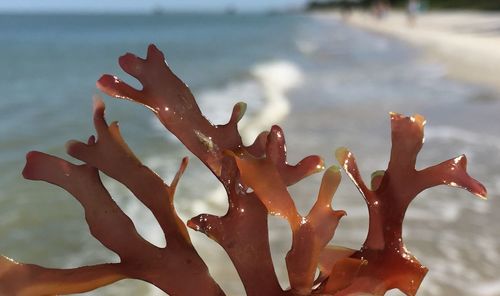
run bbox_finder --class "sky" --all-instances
[0,0,308,13]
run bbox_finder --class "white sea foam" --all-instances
[197,80,262,126]
[239,60,303,144]
[196,59,303,145]
[295,39,319,55]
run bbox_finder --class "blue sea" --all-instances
[0,12,499,295]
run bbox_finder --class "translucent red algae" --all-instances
[0,45,487,296]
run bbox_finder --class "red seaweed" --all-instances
[331,113,486,295]
[0,45,487,295]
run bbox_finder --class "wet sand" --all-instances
[315,10,500,94]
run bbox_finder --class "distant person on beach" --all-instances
[407,0,421,26]
[372,0,390,20]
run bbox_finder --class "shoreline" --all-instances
[314,10,500,94]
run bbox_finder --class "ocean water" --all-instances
[0,13,499,295]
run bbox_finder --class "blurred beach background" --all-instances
[0,0,499,295]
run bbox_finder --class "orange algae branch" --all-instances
[2,98,224,296]
[333,113,487,296]
[0,44,488,296]
[229,125,347,295]
[99,45,327,296]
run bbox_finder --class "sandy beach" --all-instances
[316,10,500,94]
